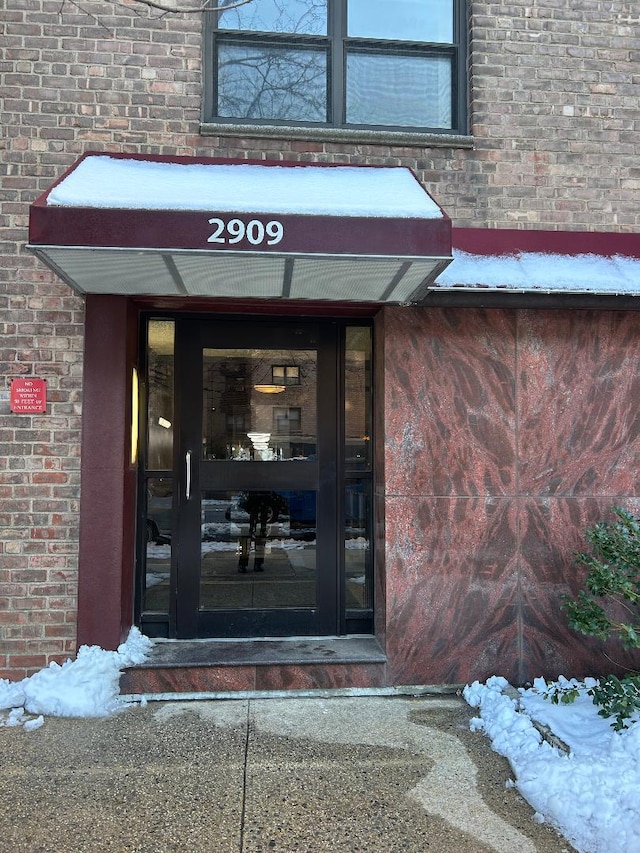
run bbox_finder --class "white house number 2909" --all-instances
[207,217,284,246]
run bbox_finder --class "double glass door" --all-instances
[138,317,373,639]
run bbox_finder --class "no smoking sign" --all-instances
[10,378,47,414]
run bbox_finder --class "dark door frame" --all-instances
[173,317,340,638]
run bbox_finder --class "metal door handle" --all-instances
[185,450,192,501]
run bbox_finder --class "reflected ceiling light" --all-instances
[158,417,172,429]
[247,432,271,452]
[253,383,286,394]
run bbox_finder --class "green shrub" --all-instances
[544,674,640,731]
[559,506,640,728]
[563,506,640,650]
[588,674,640,731]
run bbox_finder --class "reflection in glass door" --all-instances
[139,319,174,637]
[199,488,317,610]
[198,345,318,620]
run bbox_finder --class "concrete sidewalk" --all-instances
[0,695,574,852]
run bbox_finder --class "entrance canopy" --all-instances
[27,153,452,305]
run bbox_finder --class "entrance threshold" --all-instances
[134,636,386,668]
[120,636,387,696]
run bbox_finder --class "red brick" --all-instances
[32,472,68,484]
[0,669,27,681]
[7,655,48,670]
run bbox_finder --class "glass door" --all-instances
[138,316,374,640]
[174,319,337,637]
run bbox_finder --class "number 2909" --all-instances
[207,217,284,246]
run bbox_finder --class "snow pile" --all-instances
[464,676,640,853]
[0,628,152,727]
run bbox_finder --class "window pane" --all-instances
[218,43,327,121]
[199,489,316,610]
[345,326,371,469]
[272,364,300,385]
[348,0,453,43]
[346,52,452,128]
[146,320,174,471]
[202,348,317,461]
[219,0,327,35]
[345,480,372,612]
[273,406,302,435]
[144,477,172,614]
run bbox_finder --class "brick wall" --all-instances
[1,0,639,674]
[0,265,83,678]
[467,0,640,229]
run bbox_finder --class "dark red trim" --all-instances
[453,227,640,258]
[29,205,451,257]
[132,295,382,316]
[77,296,137,651]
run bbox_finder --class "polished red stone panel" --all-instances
[121,662,389,695]
[382,307,517,497]
[254,663,388,691]
[517,310,640,497]
[383,496,519,685]
[380,306,640,686]
[518,497,640,681]
[120,665,256,695]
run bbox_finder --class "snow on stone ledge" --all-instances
[435,249,640,295]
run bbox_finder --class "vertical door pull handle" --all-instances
[185,450,192,501]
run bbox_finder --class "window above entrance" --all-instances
[203,0,468,135]
[27,153,452,305]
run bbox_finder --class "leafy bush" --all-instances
[544,674,640,731]
[559,507,640,728]
[588,674,640,731]
[564,507,640,650]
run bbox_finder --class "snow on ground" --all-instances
[1,642,638,853]
[0,628,152,726]
[465,676,640,853]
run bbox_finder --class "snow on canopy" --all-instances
[45,155,445,220]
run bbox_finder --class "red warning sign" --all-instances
[10,378,47,414]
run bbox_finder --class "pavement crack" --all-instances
[239,700,251,852]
